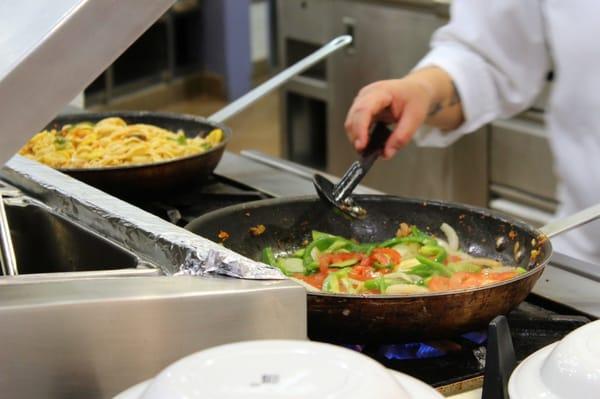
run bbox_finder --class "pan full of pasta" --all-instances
[19,111,231,196]
[17,36,354,197]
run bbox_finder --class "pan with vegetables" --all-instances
[185,196,600,342]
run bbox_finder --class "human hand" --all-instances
[344,78,433,159]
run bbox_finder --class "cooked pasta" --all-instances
[19,117,223,168]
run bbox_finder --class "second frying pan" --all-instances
[42,36,353,196]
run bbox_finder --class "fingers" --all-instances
[345,88,395,152]
[345,79,430,158]
[382,100,427,159]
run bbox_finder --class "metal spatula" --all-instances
[313,122,392,218]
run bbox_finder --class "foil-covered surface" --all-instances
[1,155,285,279]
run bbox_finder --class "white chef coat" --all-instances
[414,0,600,264]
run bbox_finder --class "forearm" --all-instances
[406,67,464,131]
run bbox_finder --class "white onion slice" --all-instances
[385,284,430,295]
[440,222,459,251]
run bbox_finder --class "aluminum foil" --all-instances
[1,155,285,279]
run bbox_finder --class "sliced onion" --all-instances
[482,266,518,274]
[396,258,421,270]
[384,271,415,283]
[440,223,459,251]
[436,238,450,251]
[310,247,320,262]
[449,250,472,260]
[385,284,430,295]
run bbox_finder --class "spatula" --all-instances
[313,122,392,218]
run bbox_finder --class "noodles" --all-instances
[19,117,223,169]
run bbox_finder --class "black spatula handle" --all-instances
[362,122,393,164]
[332,122,392,202]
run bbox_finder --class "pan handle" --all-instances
[539,202,600,238]
[208,35,353,124]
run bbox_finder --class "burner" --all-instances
[380,342,450,360]
[462,330,488,345]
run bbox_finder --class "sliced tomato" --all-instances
[427,276,450,292]
[348,265,375,281]
[371,248,401,265]
[449,272,483,289]
[295,271,329,290]
[359,256,374,267]
[486,271,518,281]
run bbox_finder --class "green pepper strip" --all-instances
[323,268,352,293]
[349,242,377,255]
[380,226,437,248]
[363,277,411,293]
[414,255,452,277]
[311,230,338,241]
[364,276,390,292]
[302,237,335,267]
[419,245,447,263]
[262,247,290,276]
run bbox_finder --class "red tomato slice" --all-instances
[449,272,482,289]
[360,256,373,267]
[295,271,329,290]
[348,265,374,281]
[427,276,450,292]
[486,271,518,281]
[371,248,401,265]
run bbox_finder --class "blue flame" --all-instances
[380,343,447,360]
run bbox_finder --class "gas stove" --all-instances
[122,150,599,397]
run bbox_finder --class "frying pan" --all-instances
[185,195,600,343]
[36,36,352,197]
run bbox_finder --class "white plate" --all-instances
[115,340,410,399]
[509,319,600,399]
[115,341,444,399]
[116,371,444,399]
[508,343,559,399]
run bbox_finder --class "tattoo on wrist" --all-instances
[428,102,443,117]
[427,80,461,118]
[449,81,461,106]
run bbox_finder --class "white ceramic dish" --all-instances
[114,340,443,399]
[508,319,600,399]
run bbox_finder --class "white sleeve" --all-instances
[413,0,550,147]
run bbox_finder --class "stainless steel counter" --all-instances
[0,153,308,398]
[0,276,306,398]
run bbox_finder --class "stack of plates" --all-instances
[509,319,600,398]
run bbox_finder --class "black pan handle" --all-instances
[331,122,392,202]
